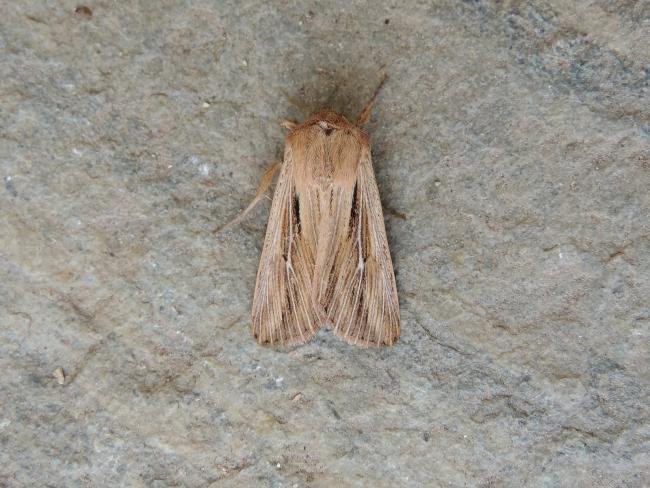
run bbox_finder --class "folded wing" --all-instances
[251,153,320,346]
[327,150,400,346]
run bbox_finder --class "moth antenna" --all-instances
[280,89,310,115]
[214,161,282,234]
[356,73,388,126]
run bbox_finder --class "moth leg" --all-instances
[279,118,299,130]
[383,205,406,220]
[355,73,388,126]
[214,161,282,234]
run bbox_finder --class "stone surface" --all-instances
[1,1,649,486]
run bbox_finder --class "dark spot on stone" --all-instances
[5,177,17,197]
[28,373,47,386]
[611,282,624,295]
[327,401,341,420]
[323,127,333,136]
[264,379,280,390]
[592,358,625,374]
[423,432,431,442]
[75,5,92,17]
[384,18,390,25]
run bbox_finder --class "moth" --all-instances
[226,77,399,347]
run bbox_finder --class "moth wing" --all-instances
[327,149,400,346]
[251,151,319,346]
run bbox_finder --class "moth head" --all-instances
[307,110,353,134]
[317,120,336,136]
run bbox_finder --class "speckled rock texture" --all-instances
[1,1,649,486]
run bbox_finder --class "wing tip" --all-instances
[332,326,400,348]
[252,325,320,348]
[251,322,399,348]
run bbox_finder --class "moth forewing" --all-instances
[327,148,400,347]
[251,105,399,347]
[251,153,320,346]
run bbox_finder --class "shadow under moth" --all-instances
[222,76,399,347]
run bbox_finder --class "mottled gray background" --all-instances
[1,0,649,487]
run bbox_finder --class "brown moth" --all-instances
[251,77,400,347]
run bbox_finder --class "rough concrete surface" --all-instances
[1,1,649,486]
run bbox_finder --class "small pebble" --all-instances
[53,367,65,385]
[74,6,92,17]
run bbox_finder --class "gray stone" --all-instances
[1,1,648,486]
